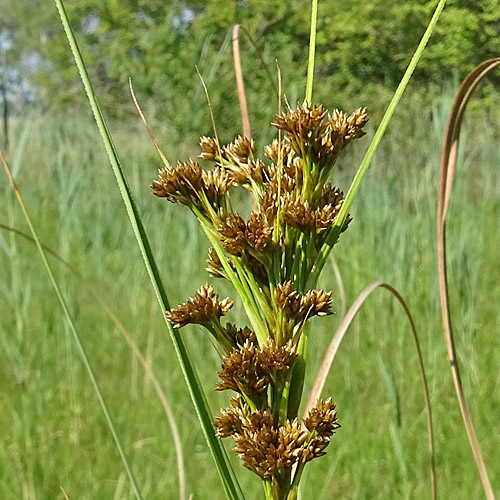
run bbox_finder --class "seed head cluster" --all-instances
[153,101,367,498]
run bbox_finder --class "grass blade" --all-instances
[437,58,500,500]
[305,0,318,103]
[0,148,144,500]
[305,281,436,500]
[52,1,244,499]
[307,0,447,287]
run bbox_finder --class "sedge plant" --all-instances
[153,102,368,500]
[49,0,449,498]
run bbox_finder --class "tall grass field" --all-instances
[1,86,498,499]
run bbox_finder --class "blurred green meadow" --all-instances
[0,88,499,499]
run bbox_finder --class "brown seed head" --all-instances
[166,283,233,328]
[264,139,293,164]
[206,247,225,278]
[273,102,327,138]
[303,397,340,438]
[233,414,278,478]
[199,136,222,162]
[258,339,297,381]
[218,214,247,256]
[246,212,273,250]
[202,167,234,210]
[282,198,315,232]
[225,135,256,165]
[277,420,308,467]
[274,281,301,320]
[327,107,368,149]
[216,340,269,396]
[224,323,257,348]
[259,189,278,223]
[300,289,333,318]
[214,395,250,437]
[151,159,203,206]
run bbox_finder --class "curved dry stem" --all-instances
[437,58,500,500]
[305,281,436,500]
[328,253,346,319]
[129,79,171,170]
[232,25,251,139]
[0,222,186,500]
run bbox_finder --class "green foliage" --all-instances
[6,1,500,137]
[1,99,499,498]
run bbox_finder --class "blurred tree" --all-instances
[7,0,500,139]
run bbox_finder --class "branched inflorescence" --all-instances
[153,101,367,499]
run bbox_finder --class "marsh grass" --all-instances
[1,0,499,497]
[1,90,499,498]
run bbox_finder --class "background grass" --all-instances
[0,89,499,499]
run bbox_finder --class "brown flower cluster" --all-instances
[274,281,332,323]
[216,339,297,398]
[166,283,233,328]
[218,212,273,257]
[152,101,367,497]
[214,396,340,479]
[152,160,233,215]
[273,102,368,171]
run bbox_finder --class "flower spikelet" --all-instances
[151,159,202,206]
[258,339,297,382]
[259,188,279,223]
[166,283,233,328]
[278,420,308,467]
[246,212,272,250]
[303,398,340,438]
[300,289,333,318]
[216,340,269,396]
[274,281,301,320]
[302,398,340,461]
[199,136,222,162]
[264,139,293,164]
[224,323,257,348]
[214,395,250,437]
[273,102,326,137]
[225,135,256,165]
[233,412,278,478]
[282,198,315,231]
[218,214,247,256]
[315,184,352,233]
[203,167,233,196]
[206,246,225,278]
[327,107,368,150]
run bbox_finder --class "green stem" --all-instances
[52,1,245,498]
[262,479,274,500]
[305,0,319,104]
[307,0,447,289]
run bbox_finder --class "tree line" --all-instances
[1,0,499,140]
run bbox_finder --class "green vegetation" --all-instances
[2,1,500,132]
[1,90,498,497]
[1,1,499,498]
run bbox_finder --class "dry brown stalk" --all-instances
[437,58,500,500]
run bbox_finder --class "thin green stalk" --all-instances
[305,0,319,103]
[307,0,447,288]
[52,1,244,498]
[198,220,269,345]
[0,148,143,500]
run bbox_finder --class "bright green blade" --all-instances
[52,1,245,499]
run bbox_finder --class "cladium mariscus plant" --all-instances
[153,103,367,499]
[3,0,496,498]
